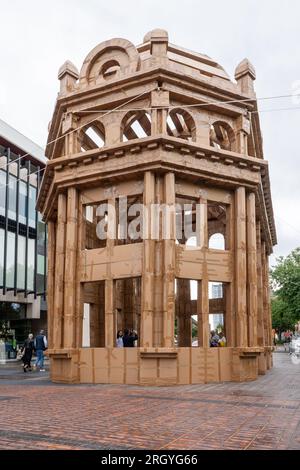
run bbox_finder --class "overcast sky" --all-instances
[0,0,299,265]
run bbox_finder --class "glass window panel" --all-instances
[8,174,17,220]
[29,186,36,228]
[0,170,6,216]
[0,228,4,285]
[17,235,26,290]
[37,254,45,275]
[37,273,45,294]
[37,220,46,255]
[27,238,35,291]
[19,181,27,225]
[6,231,15,288]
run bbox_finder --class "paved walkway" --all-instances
[0,352,299,450]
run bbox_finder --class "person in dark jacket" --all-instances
[122,329,138,347]
[21,334,35,372]
[34,330,48,371]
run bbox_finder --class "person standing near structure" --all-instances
[34,330,48,371]
[116,330,124,347]
[21,333,35,372]
[123,329,138,347]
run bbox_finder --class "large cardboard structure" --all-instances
[38,30,276,384]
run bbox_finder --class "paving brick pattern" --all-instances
[0,352,299,450]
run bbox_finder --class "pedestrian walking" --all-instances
[21,333,35,372]
[34,329,48,371]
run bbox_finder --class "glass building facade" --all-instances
[0,119,47,353]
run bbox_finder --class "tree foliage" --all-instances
[271,247,300,330]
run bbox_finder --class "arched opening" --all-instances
[101,60,120,79]
[121,111,152,142]
[185,235,197,249]
[208,202,228,250]
[167,108,196,142]
[210,121,235,151]
[209,233,225,250]
[81,123,105,151]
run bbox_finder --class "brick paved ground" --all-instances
[0,351,299,450]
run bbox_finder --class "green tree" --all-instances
[271,297,294,331]
[271,247,300,331]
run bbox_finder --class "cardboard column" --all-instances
[153,175,164,346]
[256,222,264,346]
[261,242,269,346]
[75,198,83,348]
[265,255,272,346]
[63,187,78,348]
[246,192,258,346]
[151,89,169,135]
[198,199,209,347]
[53,193,66,349]
[263,251,272,347]
[225,202,235,346]
[105,198,116,347]
[47,221,56,349]
[163,172,175,347]
[141,171,155,346]
[235,187,247,347]
[177,279,192,347]
[225,283,235,347]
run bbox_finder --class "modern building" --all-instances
[0,118,47,355]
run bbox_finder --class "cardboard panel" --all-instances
[177,348,190,384]
[79,348,93,383]
[80,244,143,281]
[175,180,233,204]
[140,358,158,384]
[125,348,139,384]
[206,250,232,282]
[81,180,144,205]
[109,348,125,384]
[206,348,220,382]
[93,348,109,383]
[158,358,177,383]
[219,348,232,382]
[191,347,205,384]
[176,247,204,279]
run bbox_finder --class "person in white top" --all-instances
[116,330,124,348]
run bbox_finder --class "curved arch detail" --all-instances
[210,120,236,151]
[167,108,196,142]
[79,38,140,84]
